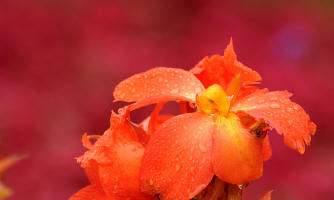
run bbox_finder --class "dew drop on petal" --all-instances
[198,144,207,152]
[171,89,179,94]
[113,185,118,190]
[269,103,280,109]
[175,165,180,172]
[270,96,278,101]
[237,183,249,190]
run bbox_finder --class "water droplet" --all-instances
[119,93,125,98]
[293,105,298,110]
[190,146,195,153]
[270,103,280,109]
[190,82,196,86]
[149,179,154,186]
[175,165,180,172]
[190,166,195,174]
[198,144,207,152]
[195,87,202,93]
[158,77,163,82]
[237,183,249,190]
[270,96,278,101]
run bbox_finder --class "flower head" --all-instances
[70,111,155,200]
[112,40,316,199]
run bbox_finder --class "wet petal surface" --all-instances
[140,113,215,200]
[77,113,153,199]
[114,67,204,105]
[213,114,263,184]
[190,40,261,94]
[231,90,316,154]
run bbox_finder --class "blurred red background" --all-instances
[1,0,334,199]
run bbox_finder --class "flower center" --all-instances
[196,73,241,116]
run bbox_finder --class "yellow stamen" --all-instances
[196,73,242,116]
[226,72,241,104]
[196,84,230,116]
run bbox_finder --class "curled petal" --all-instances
[69,185,108,200]
[261,190,274,200]
[77,113,153,199]
[83,159,101,186]
[114,67,204,106]
[190,40,261,93]
[213,113,263,184]
[231,90,316,154]
[140,113,215,200]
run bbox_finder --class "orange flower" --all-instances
[70,112,155,200]
[113,40,316,199]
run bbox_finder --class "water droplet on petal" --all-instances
[270,96,278,101]
[175,165,180,172]
[270,103,280,109]
[171,89,179,94]
[198,144,207,152]
[237,183,249,190]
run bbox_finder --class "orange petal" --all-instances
[226,72,241,104]
[213,113,263,184]
[114,67,204,106]
[0,153,27,174]
[83,159,101,186]
[140,113,215,200]
[140,114,174,135]
[98,138,154,199]
[69,185,108,200]
[231,90,316,154]
[77,113,153,199]
[190,41,261,91]
[262,135,272,161]
[261,190,274,200]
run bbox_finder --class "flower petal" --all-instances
[231,90,316,154]
[69,185,108,200]
[190,40,261,92]
[213,113,263,184]
[114,67,204,106]
[262,135,272,161]
[78,113,153,199]
[98,138,154,199]
[140,113,215,200]
[261,190,274,200]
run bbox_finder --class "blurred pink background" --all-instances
[1,0,334,199]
